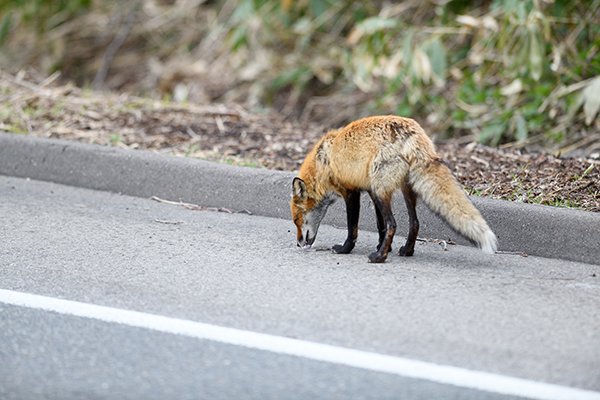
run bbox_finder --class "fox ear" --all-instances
[292,177,307,199]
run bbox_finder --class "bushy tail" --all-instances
[409,160,498,253]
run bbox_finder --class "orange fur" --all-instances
[291,115,497,262]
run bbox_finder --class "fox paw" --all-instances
[332,243,353,254]
[368,251,387,263]
[398,246,414,257]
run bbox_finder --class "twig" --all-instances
[93,2,140,90]
[558,134,600,157]
[186,127,201,140]
[470,155,490,168]
[151,196,252,215]
[416,237,457,245]
[415,237,456,250]
[495,250,528,257]
[4,71,50,94]
[154,219,184,225]
[567,180,593,195]
[39,71,62,87]
[538,77,594,113]
[214,115,226,134]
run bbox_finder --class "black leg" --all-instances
[399,184,419,257]
[369,191,392,253]
[367,194,396,263]
[332,190,360,254]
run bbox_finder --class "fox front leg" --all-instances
[332,190,360,254]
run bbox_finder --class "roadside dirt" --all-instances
[1,72,598,211]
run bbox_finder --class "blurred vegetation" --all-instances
[0,0,91,42]
[1,0,598,149]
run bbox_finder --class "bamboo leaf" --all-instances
[514,113,528,142]
[357,16,397,35]
[271,67,312,90]
[412,47,431,84]
[309,0,330,17]
[500,79,523,96]
[582,76,600,125]
[424,38,447,86]
[0,13,11,45]
[347,17,397,45]
[401,29,414,66]
[528,28,543,81]
[456,15,479,28]
[479,122,506,146]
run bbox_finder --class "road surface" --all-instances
[1,175,599,399]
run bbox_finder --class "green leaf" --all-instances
[229,26,248,51]
[513,113,528,142]
[582,76,600,125]
[271,67,312,90]
[412,47,431,84]
[479,122,505,146]
[356,16,397,36]
[109,134,121,145]
[230,0,254,24]
[0,12,11,45]
[401,29,414,67]
[514,29,530,75]
[309,0,330,17]
[424,38,447,86]
[528,28,543,81]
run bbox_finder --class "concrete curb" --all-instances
[1,132,598,265]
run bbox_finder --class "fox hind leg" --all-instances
[332,190,360,254]
[369,190,392,253]
[367,193,396,263]
[399,184,419,257]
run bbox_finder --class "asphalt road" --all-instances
[1,175,599,400]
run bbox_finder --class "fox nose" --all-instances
[305,232,315,246]
[296,228,315,249]
[302,229,316,248]
[297,232,313,250]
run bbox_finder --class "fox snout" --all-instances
[297,229,316,250]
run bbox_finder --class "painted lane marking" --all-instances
[1,289,599,400]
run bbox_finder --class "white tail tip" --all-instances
[480,230,498,254]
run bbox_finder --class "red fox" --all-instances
[290,115,498,263]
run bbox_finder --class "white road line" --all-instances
[1,289,598,400]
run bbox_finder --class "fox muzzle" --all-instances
[297,228,316,250]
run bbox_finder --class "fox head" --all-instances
[290,177,334,249]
